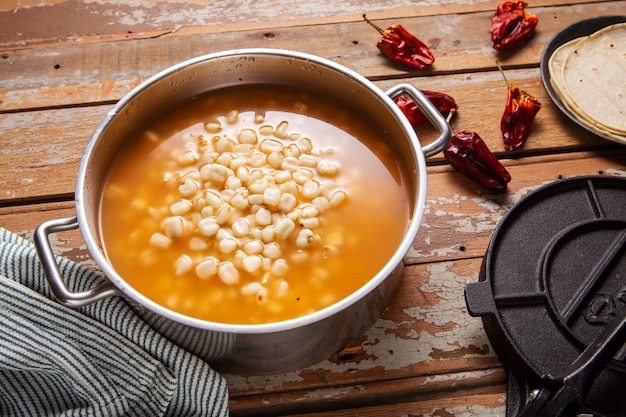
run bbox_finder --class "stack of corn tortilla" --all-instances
[548,23,625,143]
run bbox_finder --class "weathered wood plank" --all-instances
[1,0,606,48]
[1,1,623,112]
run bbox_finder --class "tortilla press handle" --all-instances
[34,216,120,308]
[517,310,626,417]
[385,84,451,158]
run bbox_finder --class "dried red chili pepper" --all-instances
[444,131,511,194]
[498,62,541,151]
[394,91,457,127]
[491,1,538,50]
[363,14,434,70]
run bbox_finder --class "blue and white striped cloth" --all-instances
[0,227,229,416]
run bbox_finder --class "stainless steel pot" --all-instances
[34,49,450,375]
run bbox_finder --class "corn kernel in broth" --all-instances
[99,84,411,325]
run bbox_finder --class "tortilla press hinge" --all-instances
[517,311,626,417]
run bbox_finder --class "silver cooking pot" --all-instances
[34,49,450,375]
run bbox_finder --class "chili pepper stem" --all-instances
[362,14,385,35]
[446,107,456,124]
[495,59,511,87]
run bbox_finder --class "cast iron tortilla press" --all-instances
[465,175,626,417]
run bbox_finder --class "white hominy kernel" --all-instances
[259,139,283,154]
[216,137,235,153]
[242,239,264,255]
[189,237,210,250]
[232,250,245,269]
[301,179,321,199]
[226,110,239,124]
[249,227,262,240]
[216,152,233,167]
[262,186,281,206]
[248,178,268,194]
[248,194,263,206]
[200,150,218,164]
[215,204,233,225]
[236,166,250,184]
[286,208,301,224]
[299,154,317,168]
[259,125,274,136]
[263,242,281,259]
[170,199,192,216]
[247,169,263,185]
[282,143,300,158]
[197,217,219,237]
[215,228,233,241]
[255,207,272,226]
[279,180,298,196]
[312,196,330,212]
[221,188,236,203]
[150,232,172,249]
[230,156,248,171]
[278,192,297,212]
[281,156,300,172]
[299,217,320,229]
[233,143,254,155]
[224,176,242,190]
[191,197,207,211]
[218,261,239,284]
[242,255,263,273]
[276,280,289,296]
[261,225,275,243]
[196,257,219,279]
[271,259,289,277]
[267,151,282,168]
[329,190,347,207]
[230,194,249,211]
[219,237,239,254]
[241,282,263,295]
[296,228,315,247]
[297,138,313,154]
[256,286,268,304]
[254,112,265,124]
[206,164,233,184]
[177,150,197,166]
[293,167,313,184]
[238,128,258,144]
[174,255,192,276]
[183,169,200,181]
[178,178,200,197]
[163,216,186,238]
[275,121,289,138]
[205,121,222,133]
[317,160,339,177]
[249,152,267,167]
[275,217,296,239]
[274,170,291,184]
[301,204,319,218]
[200,205,214,218]
[204,190,223,209]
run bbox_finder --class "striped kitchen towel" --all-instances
[0,226,229,417]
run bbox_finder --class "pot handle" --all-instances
[34,216,120,308]
[385,84,451,158]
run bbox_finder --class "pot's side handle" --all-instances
[385,84,451,158]
[34,216,119,308]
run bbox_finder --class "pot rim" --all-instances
[75,48,428,334]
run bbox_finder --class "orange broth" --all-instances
[99,84,412,324]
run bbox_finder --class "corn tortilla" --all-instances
[561,23,626,134]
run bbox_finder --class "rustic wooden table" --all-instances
[2,1,625,415]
